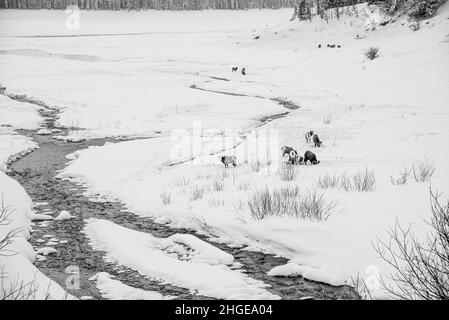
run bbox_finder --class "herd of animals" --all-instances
[281,130,322,166]
[219,130,323,168]
[318,43,341,48]
[222,66,324,168]
[232,66,246,75]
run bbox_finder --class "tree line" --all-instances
[0,0,298,9]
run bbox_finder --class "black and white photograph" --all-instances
[0,0,448,308]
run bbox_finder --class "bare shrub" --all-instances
[339,174,353,192]
[233,198,245,214]
[0,196,21,256]
[374,189,449,299]
[247,186,336,221]
[1,268,45,300]
[412,159,435,182]
[238,182,251,191]
[189,185,205,201]
[208,197,225,208]
[160,190,171,205]
[174,176,190,187]
[365,47,379,60]
[299,190,338,221]
[350,273,373,300]
[352,169,376,192]
[323,114,333,124]
[212,180,224,192]
[279,164,297,181]
[317,173,340,189]
[251,161,261,173]
[391,167,412,185]
[317,170,376,192]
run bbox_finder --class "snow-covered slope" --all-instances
[1,4,448,299]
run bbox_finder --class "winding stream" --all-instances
[3,90,357,300]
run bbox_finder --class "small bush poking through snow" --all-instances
[238,182,251,191]
[317,173,341,189]
[174,176,190,187]
[317,170,376,192]
[412,159,435,182]
[189,185,205,201]
[323,114,333,124]
[352,169,376,192]
[208,197,225,208]
[299,190,338,221]
[391,167,412,185]
[365,47,380,60]
[251,161,261,173]
[160,190,171,205]
[212,180,224,192]
[247,186,336,221]
[279,164,297,181]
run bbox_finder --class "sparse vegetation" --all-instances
[317,173,341,189]
[391,166,412,185]
[365,47,380,60]
[174,176,190,187]
[238,182,251,191]
[189,185,205,201]
[352,169,376,192]
[212,180,224,192]
[374,189,449,299]
[247,186,336,221]
[323,114,333,124]
[251,161,261,173]
[0,269,53,300]
[160,190,171,205]
[412,159,435,182]
[317,169,376,192]
[391,160,435,185]
[0,196,20,256]
[279,164,297,181]
[208,197,225,208]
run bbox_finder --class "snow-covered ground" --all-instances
[1,4,448,299]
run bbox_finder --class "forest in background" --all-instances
[0,0,366,10]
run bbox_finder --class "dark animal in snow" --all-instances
[220,155,237,168]
[318,44,321,48]
[312,134,322,147]
[241,67,246,75]
[337,45,341,48]
[288,150,297,165]
[304,150,320,165]
[232,67,238,72]
[287,150,304,165]
[305,130,314,143]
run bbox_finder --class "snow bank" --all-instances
[0,93,70,299]
[267,263,346,287]
[89,272,174,300]
[0,172,70,299]
[84,218,279,300]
